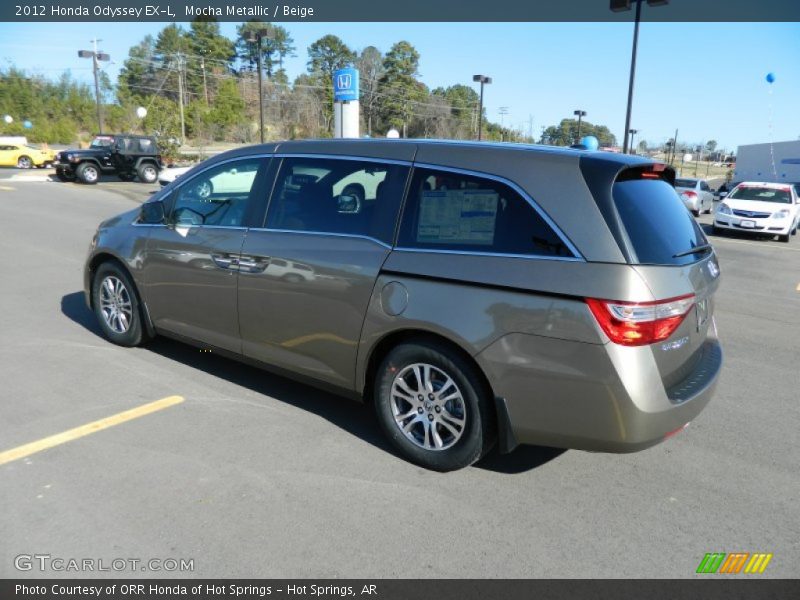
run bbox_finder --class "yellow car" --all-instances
[0,144,56,169]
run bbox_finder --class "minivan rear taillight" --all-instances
[586,295,695,346]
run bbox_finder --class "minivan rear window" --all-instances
[613,179,709,266]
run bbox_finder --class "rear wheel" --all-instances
[76,162,100,184]
[374,341,495,471]
[92,263,146,347]
[692,209,700,217]
[17,155,33,169]
[137,162,158,184]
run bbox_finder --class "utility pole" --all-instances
[78,39,110,133]
[499,107,509,141]
[528,115,533,142]
[175,54,186,145]
[200,56,209,106]
[247,28,270,144]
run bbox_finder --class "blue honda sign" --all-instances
[333,68,359,102]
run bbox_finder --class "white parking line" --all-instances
[712,237,800,253]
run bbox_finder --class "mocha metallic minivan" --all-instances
[84,139,722,471]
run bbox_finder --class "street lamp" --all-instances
[611,0,669,153]
[628,129,639,153]
[472,74,492,141]
[246,28,271,144]
[573,109,587,142]
[78,40,110,134]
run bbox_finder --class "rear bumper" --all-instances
[476,330,722,453]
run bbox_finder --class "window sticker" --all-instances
[417,189,498,245]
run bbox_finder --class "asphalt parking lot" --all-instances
[0,179,798,578]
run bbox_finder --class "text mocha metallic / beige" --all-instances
[84,139,722,471]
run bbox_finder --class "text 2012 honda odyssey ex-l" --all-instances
[84,139,722,471]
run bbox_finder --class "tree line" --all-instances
[0,20,618,149]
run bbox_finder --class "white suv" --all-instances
[713,182,800,243]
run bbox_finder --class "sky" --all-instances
[0,20,798,151]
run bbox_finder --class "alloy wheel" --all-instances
[390,363,467,451]
[99,276,133,334]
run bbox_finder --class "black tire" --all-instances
[374,341,495,471]
[76,162,100,184]
[779,233,791,243]
[56,170,75,182]
[118,172,135,182]
[137,162,159,184]
[91,262,147,347]
[692,209,700,217]
[17,155,33,169]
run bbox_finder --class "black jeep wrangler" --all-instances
[54,134,162,184]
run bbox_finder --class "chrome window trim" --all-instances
[392,246,584,262]
[248,227,392,250]
[272,153,412,167]
[408,162,584,260]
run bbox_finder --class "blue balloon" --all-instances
[766,72,775,83]
[22,120,32,129]
[581,135,599,151]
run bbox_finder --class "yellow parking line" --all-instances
[0,185,16,191]
[0,395,184,466]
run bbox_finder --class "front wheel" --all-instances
[779,233,791,243]
[92,263,146,347]
[374,341,495,471]
[76,162,100,184]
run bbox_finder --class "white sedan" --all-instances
[713,182,800,243]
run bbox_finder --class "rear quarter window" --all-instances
[613,179,709,266]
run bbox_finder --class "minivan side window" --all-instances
[266,157,409,244]
[171,158,264,228]
[397,167,574,257]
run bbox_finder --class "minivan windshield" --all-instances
[613,179,710,266]
[727,186,791,204]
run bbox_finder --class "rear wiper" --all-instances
[673,244,713,258]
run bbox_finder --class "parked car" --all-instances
[54,134,162,184]
[713,182,800,242]
[84,140,722,471]
[0,143,56,169]
[158,165,192,187]
[674,177,714,216]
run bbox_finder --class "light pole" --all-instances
[78,39,110,134]
[247,28,271,144]
[629,129,639,153]
[611,0,669,153]
[472,74,492,141]
[573,109,587,142]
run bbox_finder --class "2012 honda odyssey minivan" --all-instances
[84,139,722,471]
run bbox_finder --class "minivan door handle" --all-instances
[211,253,239,270]
[237,254,270,274]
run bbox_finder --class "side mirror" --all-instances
[718,191,728,198]
[140,200,165,224]
[336,193,361,214]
